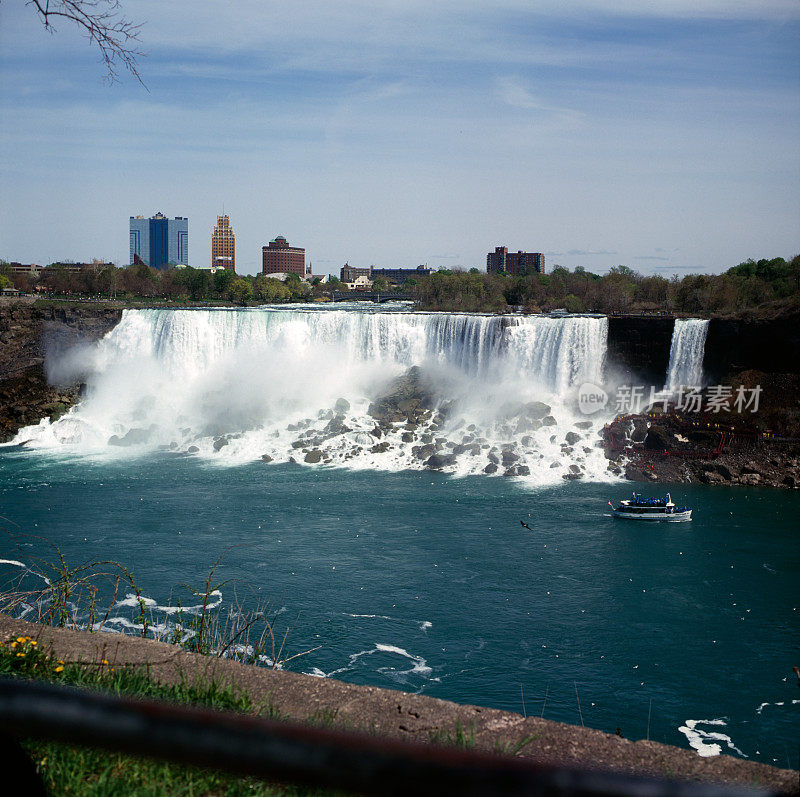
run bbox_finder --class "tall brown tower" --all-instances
[211,214,235,271]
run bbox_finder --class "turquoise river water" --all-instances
[1,454,798,767]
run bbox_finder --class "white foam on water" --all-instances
[324,642,432,682]
[678,719,747,758]
[5,307,618,486]
[756,699,800,715]
[113,590,222,615]
[343,612,433,633]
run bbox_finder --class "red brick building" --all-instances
[340,263,372,283]
[486,247,545,276]
[262,236,306,277]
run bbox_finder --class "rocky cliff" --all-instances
[0,304,121,441]
[703,314,800,382]
[606,312,800,386]
[605,317,675,385]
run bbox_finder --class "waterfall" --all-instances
[664,319,709,393]
[9,306,616,485]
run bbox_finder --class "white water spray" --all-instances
[8,307,616,485]
[664,319,709,393]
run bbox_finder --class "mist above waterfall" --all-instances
[10,306,617,485]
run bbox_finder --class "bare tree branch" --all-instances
[26,0,146,86]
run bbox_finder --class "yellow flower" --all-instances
[16,652,25,657]
[55,666,64,673]
[101,659,109,666]
[29,640,37,646]
[10,642,17,649]
[57,660,65,665]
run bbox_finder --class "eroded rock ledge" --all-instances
[0,305,121,441]
[0,616,794,792]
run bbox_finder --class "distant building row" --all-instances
[130,213,312,277]
[6,260,114,277]
[339,264,433,289]
[126,214,546,278]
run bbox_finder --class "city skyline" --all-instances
[1,1,798,276]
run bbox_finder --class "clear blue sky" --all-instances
[1,0,798,276]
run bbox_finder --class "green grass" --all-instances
[428,720,476,750]
[491,733,540,757]
[1,634,336,796]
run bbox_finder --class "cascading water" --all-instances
[664,319,709,393]
[9,306,616,485]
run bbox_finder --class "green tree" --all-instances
[229,278,253,305]
[185,268,211,300]
[213,268,236,296]
[563,293,585,313]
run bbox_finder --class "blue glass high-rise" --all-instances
[129,212,189,269]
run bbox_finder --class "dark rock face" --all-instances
[607,313,800,388]
[325,416,351,435]
[368,366,437,425]
[501,449,519,466]
[412,443,437,460]
[606,317,674,386]
[425,453,456,470]
[643,426,670,451]
[703,314,800,382]
[605,411,800,490]
[0,305,122,442]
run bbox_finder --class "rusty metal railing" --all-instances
[0,678,781,796]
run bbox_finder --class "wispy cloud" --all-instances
[567,249,618,256]
[1,0,798,271]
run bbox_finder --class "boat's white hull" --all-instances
[613,510,692,522]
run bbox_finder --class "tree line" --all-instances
[2,255,798,315]
[0,263,326,305]
[411,256,800,316]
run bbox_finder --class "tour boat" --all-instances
[610,493,692,522]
